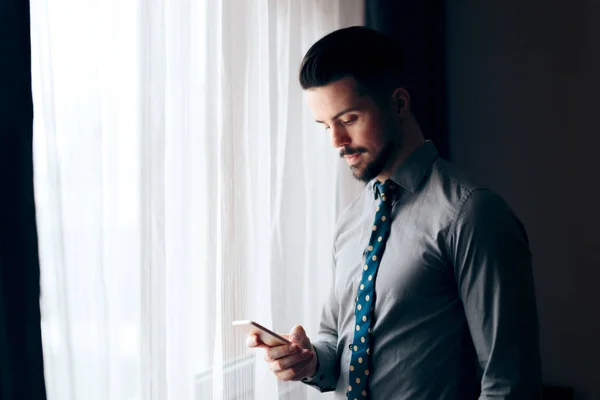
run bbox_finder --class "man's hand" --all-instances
[246,325,318,381]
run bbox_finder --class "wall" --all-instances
[446,1,600,398]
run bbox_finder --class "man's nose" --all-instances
[330,125,351,149]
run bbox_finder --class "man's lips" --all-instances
[344,153,362,165]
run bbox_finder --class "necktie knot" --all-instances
[374,180,396,201]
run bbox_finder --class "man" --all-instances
[247,26,542,399]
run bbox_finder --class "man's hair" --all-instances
[299,26,405,98]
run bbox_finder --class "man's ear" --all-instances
[391,88,410,116]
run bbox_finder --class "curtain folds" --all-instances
[31,1,363,399]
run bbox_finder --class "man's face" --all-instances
[305,77,398,182]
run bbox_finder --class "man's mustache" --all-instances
[339,147,367,158]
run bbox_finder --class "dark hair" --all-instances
[299,26,405,98]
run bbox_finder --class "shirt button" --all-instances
[348,343,353,350]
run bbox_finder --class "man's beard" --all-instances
[340,144,395,183]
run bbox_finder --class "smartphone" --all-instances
[232,320,291,347]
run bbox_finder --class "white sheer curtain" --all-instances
[31,1,363,399]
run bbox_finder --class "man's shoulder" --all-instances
[429,158,523,234]
[422,157,484,212]
[418,157,517,234]
[429,157,481,195]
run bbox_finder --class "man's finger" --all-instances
[246,334,269,349]
[289,325,311,350]
[283,351,315,381]
[269,350,311,372]
[289,325,305,342]
[274,352,314,381]
[264,342,300,361]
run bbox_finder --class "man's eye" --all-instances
[342,116,357,125]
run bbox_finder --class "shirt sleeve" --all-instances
[448,188,542,399]
[301,247,340,392]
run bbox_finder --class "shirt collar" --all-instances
[371,140,439,198]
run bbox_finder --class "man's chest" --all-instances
[334,202,458,326]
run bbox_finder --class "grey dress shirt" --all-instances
[303,141,542,399]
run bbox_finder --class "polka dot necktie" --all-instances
[347,179,396,399]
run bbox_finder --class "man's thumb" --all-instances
[289,325,311,349]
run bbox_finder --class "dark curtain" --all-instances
[365,0,449,160]
[0,0,47,398]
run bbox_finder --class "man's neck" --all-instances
[376,131,425,183]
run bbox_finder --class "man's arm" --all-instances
[448,188,542,399]
[301,250,340,392]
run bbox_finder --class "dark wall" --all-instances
[366,0,448,159]
[447,1,600,399]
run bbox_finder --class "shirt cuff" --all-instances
[300,341,338,392]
